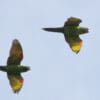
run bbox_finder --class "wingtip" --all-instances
[75,50,80,54]
[13,89,21,93]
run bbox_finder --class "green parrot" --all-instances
[0,39,30,93]
[43,17,89,53]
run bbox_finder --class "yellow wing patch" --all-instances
[71,42,82,53]
[65,36,83,53]
[8,75,23,93]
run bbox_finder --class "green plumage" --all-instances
[0,39,30,93]
[0,65,30,74]
[43,17,89,53]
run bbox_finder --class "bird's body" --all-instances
[43,17,89,53]
[0,65,29,74]
[0,39,30,93]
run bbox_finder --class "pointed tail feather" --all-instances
[43,27,64,33]
[18,65,30,73]
[78,27,89,34]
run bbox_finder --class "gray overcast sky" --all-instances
[0,0,99,100]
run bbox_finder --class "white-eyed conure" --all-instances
[0,39,30,93]
[43,17,89,53]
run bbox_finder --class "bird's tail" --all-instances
[0,66,7,72]
[78,27,89,34]
[43,27,64,33]
[18,65,30,73]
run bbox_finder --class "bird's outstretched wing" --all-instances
[64,35,82,53]
[64,17,82,26]
[7,74,23,93]
[7,39,23,65]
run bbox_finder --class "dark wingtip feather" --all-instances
[75,50,80,54]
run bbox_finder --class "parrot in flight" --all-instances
[0,39,30,93]
[43,17,89,53]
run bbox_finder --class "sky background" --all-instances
[0,0,99,100]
